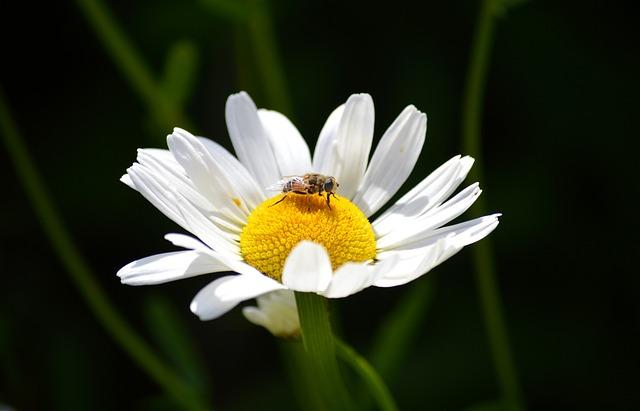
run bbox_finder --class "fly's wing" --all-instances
[265,176,304,192]
[265,179,287,191]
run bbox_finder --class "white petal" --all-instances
[373,241,444,287]
[127,164,189,229]
[136,148,218,216]
[258,109,312,176]
[322,263,371,298]
[120,173,135,189]
[165,233,274,283]
[373,155,474,237]
[314,94,375,200]
[395,213,501,251]
[167,129,250,224]
[138,148,178,163]
[163,233,269,284]
[323,255,400,298]
[137,148,184,173]
[132,148,243,235]
[281,241,332,293]
[167,232,270,280]
[225,92,280,188]
[376,183,482,250]
[117,251,228,285]
[164,233,216,254]
[127,165,240,257]
[352,105,427,216]
[196,137,265,210]
[163,232,243,262]
[242,307,268,329]
[373,214,500,287]
[242,290,300,337]
[190,274,285,321]
[167,191,241,258]
[313,104,344,172]
[121,148,183,192]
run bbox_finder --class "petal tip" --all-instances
[227,91,254,105]
[189,299,210,321]
[461,155,475,164]
[344,93,373,106]
[120,174,134,188]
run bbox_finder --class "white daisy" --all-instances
[118,91,500,332]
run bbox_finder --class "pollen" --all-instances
[240,194,377,281]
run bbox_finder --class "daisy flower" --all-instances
[118,92,499,334]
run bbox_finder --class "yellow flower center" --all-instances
[240,194,377,281]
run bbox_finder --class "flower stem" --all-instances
[334,337,399,411]
[74,0,192,131]
[279,341,326,411]
[294,292,351,411]
[461,1,525,410]
[0,89,208,411]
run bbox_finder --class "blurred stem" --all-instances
[294,292,351,411]
[0,89,208,411]
[197,0,251,22]
[245,0,292,115]
[370,280,435,380]
[461,1,525,410]
[74,0,192,131]
[201,0,292,114]
[335,338,398,411]
[143,295,212,404]
[351,281,434,411]
[279,340,325,411]
[232,22,256,95]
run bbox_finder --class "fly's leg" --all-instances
[326,193,338,210]
[270,193,288,207]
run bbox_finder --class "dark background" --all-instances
[1,0,638,410]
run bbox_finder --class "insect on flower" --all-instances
[268,173,340,209]
[118,92,500,327]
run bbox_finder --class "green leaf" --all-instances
[161,40,199,107]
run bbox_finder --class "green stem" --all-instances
[294,292,351,411]
[461,1,525,410]
[246,0,292,115]
[0,89,207,411]
[335,338,398,411]
[200,0,291,115]
[279,341,325,411]
[74,0,191,131]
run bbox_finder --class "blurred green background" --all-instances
[1,0,638,410]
